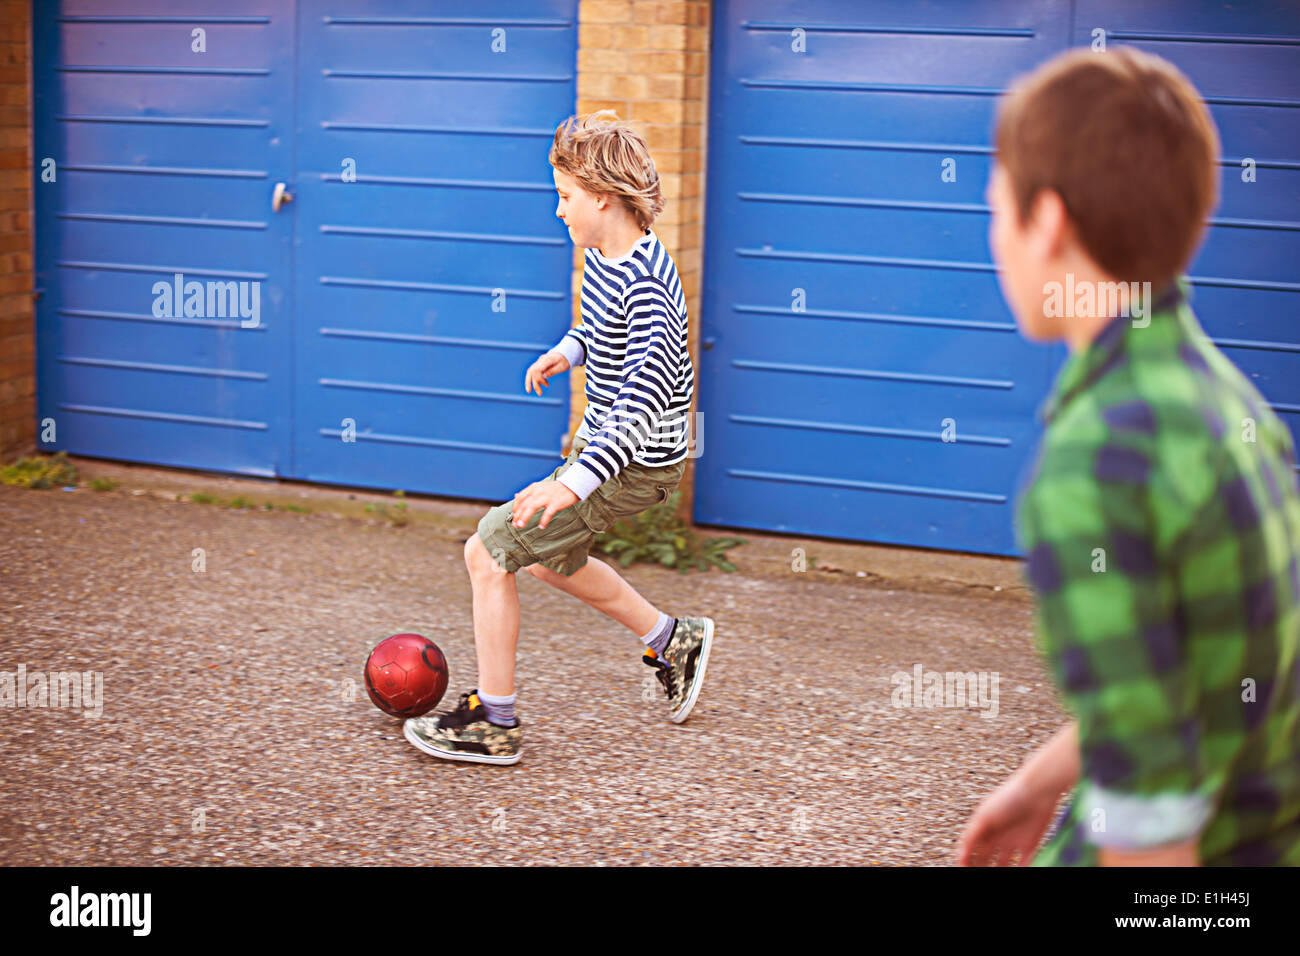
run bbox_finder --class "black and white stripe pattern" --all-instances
[549,229,694,501]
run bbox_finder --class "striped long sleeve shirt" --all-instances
[548,228,695,501]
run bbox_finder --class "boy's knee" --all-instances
[464,533,496,574]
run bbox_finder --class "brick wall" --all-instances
[0,0,33,464]
[567,0,711,512]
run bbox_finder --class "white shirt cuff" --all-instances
[557,460,604,501]
[551,333,585,369]
[1078,781,1213,850]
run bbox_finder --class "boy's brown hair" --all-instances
[550,110,664,230]
[994,47,1220,290]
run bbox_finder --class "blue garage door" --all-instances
[697,0,1300,555]
[291,6,579,497]
[32,1,297,477]
[33,1,578,501]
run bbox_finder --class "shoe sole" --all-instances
[403,721,522,765]
[670,617,714,724]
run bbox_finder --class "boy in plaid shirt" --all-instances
[958,48,1300,865]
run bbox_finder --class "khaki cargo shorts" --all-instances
[476,436,686,577]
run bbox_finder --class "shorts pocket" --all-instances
[575,475,620,534]
[601,475,675,525]
[575,497,616,535]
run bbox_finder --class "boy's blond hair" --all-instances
[549,110,664,230]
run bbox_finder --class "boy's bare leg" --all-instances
[465,533,661,698]
[523,555,659,636]
[463,532,521,698]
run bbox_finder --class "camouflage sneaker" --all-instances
[403,689,522,765]
[641,616,714,724]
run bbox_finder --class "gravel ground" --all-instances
[0,469,1067,866]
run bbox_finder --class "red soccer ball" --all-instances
[364,633,449,718]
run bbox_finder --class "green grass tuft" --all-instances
[595,490,744,573]
[1,451,79,489]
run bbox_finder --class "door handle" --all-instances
[272,182,294,212]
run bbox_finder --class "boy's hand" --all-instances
[525,351,570,395]
[957,720,1078,866]
[511,479,579,530]
[956,772,1061,866]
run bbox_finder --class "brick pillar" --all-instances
[0,0,33,463]
[570,0,710,515]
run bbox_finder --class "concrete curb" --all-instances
[39,454,1032,603]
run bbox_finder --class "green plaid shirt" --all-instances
[1017,282,1300,866]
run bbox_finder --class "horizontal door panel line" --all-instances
[59,403,267,431]
[1212,336,1300,353]
[1189,274,1300,293]
[60,356,267,380]
[739,78,1003,96]
[58,14,270,24]
[741,21,1036,39]
[319,224,563,246]
[728,467,1008,504]
[58,113,270,128]
[741,139,1300,176]
[319,277,563,300]
[319,328,554,353]
[323,16,573,28]
[732,358,1014,390]
[1214,158,1300,171]
[61,260,268,280]
[59,212,267,231]
[315,428,561,461]
[738,77,1300,108]
[733,303,1016,332]
[740,191,988,214]
[740,206,1300,232]
[321,120,552,138]
[322,69,570,84]
[59,66,271,77]
[743,250,1300,289]
[738,246,995,273]
[61,163,268,179]
[318,172,551,192]
[1211,215,1300,230]
[61,308,264,331]
[1201,94,1300,109]
[320,377,562,407]
[1108,30,1300,47]
[740,134,993,155]
[731,413,1012,446]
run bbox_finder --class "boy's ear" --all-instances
[1027,188,1071,263]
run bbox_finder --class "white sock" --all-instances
[477,688,516,726]
[639,612,675,657]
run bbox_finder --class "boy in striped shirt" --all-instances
[404,112,715,765]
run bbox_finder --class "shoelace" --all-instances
[642,651,675,699]
[437,692,480,729]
